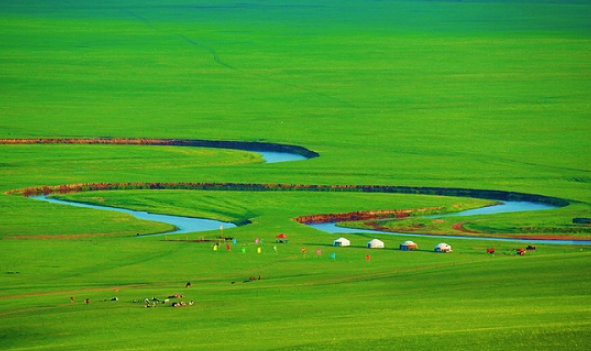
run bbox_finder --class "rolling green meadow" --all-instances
[1,1,591,350]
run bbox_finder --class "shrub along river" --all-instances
[308,201,591,245]
[34,195,591,245]
[31,150,301,236]
[29,150,591,245]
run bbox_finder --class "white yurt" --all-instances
[333,237,351,247]
[434,243,452,253]
[400,240,418,251]
[367,239,385,249]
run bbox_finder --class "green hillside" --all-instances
[1,1,590,350]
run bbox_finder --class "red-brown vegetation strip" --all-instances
[1,137,569,205]
[293,206,442,224]
[3,138,580,241]
[8,181,584,240]
[451,222,481,234]
[0,137,319,158]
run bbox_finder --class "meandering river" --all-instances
[25,148,591,245]
[30,151,298,235]
[33,195,236,236]
[33,195,591,245]
[308,201,591,246]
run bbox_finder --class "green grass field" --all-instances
[1,1,591,350]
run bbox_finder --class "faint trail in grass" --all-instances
[0,283,152,301]
[125,11,232,68]
[123,10,233,68]
[124,10,156,30]
[124,9,352,107]
[175,33,234,69]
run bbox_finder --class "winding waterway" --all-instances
[30,151,297,235]
[33,196,236,236]
[16,143,591,245]
[309,201,591,246]
[32,195,591,245]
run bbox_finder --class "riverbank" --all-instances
[0,138,320,159]
[27,192,591,245]
[7,182,571,207]
[33,195,236,236]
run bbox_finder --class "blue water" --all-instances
[32,196,235,236]
[28,150,304,236]
[33,195,591,245]
[309,222,591,245]
[257,151,308,163]
[26,146,590,244]
[308,201,591,246]
[424,201,555,218]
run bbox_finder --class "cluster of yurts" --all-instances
[332,238,452,253]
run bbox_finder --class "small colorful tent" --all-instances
[367,239,384,249]
[400,240,418,251]
[434,243,452,253]
[333,237,351,247]
[276,233,289,243]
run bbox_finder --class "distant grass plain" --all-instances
[1,1,591,350]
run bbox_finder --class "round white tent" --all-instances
[367,239,384,249]
[333,237,351,247]
[434,243,452,253]
[400,240,418,251]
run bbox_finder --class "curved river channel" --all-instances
[34,196,591,245]
[28,150,591,245]
[31,151,303,236]
[309,201,591,246]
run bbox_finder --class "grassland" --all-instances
[1,1,591,350]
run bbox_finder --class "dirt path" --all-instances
[451,222,481,234]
